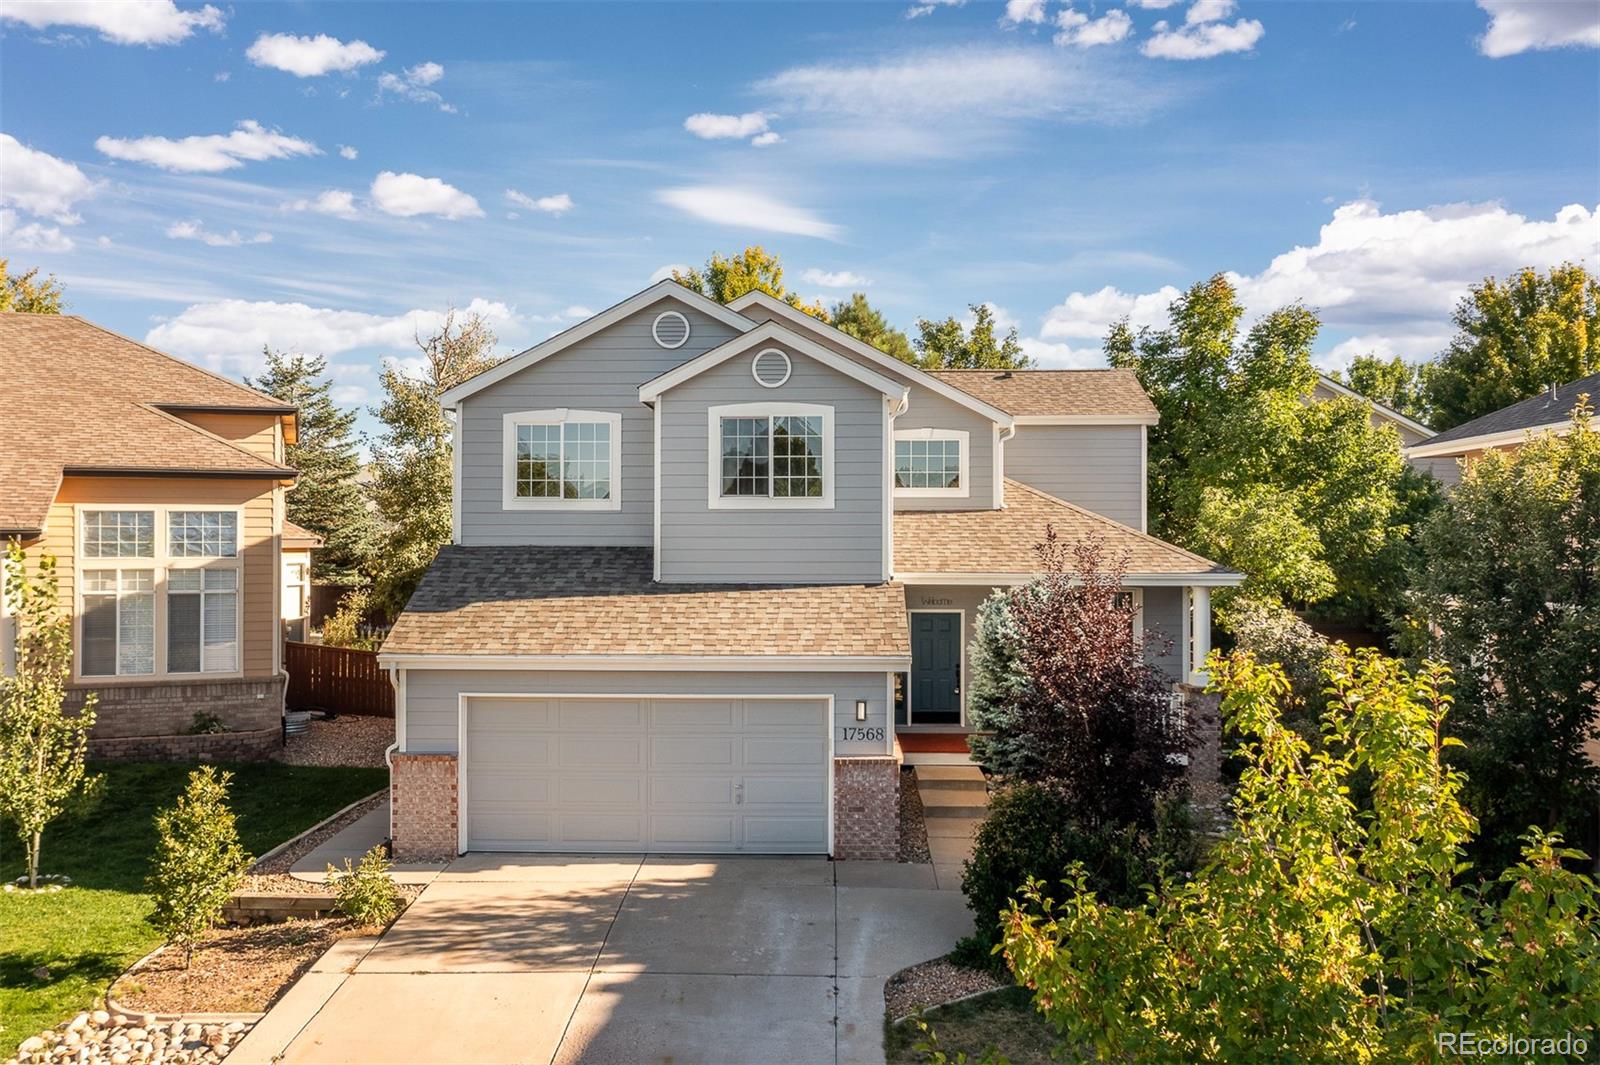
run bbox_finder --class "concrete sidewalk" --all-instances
[287,806,447,885]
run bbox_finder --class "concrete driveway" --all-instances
[232,854,972,1065]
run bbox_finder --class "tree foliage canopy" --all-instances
[914,302,1031,370]
[829,291,915,364]
[1001,648,1600,1063]
[1109,275,1420,615]
[367,309,500,617]
[671,246,828,320]
[1408,400,1600,870]
[0,259,65,313]
[1337,353,1433,424]
[148,767,250,966]
[249,349,376,586]
[1424,263,1599,430]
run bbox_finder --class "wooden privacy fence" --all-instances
[284,640,394,718]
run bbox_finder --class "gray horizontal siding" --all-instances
[457,299,742,547]
[1408,454,1462,490]
[401,668,893,758]
[1005,425,1145,529]
[658,345,885,583]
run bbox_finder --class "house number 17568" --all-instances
[840,727,885,742]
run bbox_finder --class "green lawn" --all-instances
[886,987,1076,1065]
[1,762,388,1055]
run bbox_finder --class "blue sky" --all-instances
[2,0,1597,425]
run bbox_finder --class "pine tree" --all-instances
[250,349,376,586]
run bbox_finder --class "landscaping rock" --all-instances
[3,1010,254,1065]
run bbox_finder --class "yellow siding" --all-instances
[40,477,281,678]
[173,411,283,463]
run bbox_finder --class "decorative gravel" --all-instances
[898,767,932,864]
[5,1012,251,1065]
[248,792,388,876]
[274,715,393,768]
[884,957,1007,1022]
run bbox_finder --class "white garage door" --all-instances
[462,695,830,853]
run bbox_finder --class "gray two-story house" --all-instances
[378,280,1241,861]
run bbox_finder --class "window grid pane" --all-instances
[721,417,770,496]
[561,422,612,500]
[168,511,237,557]
[772,416,823,498]
[117,570,155,676]
[894,439,961,489]
[516,424,562,498]
[83,511,154,558]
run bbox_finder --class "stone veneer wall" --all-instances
[66,676,284,761]
[391,753,459,862]
[833,755,899,861]
[1179,684,1223,790]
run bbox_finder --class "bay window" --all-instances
[708,402,834,509]
[77,507,241,679]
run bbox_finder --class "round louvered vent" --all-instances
[652,310,690,349]
[751,348,792,388]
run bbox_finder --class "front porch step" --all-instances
[918,788,989,819]
[914,764,984,781]
[922,802,990,819]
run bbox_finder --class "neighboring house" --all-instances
[378,280,1242,862]
[1405,371,1600,488]
[0,314,299,759]
[282,519,323,643]
[1312,373,1436,448]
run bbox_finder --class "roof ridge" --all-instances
[138,403,297,475]
[1002,477,1228,571]
[69,316,293,410]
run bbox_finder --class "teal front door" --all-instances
[910,612,961,725]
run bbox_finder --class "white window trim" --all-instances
[501,409,623,512]
[707,402,835,511]
[893,427,970,499]
[73,505,245,684]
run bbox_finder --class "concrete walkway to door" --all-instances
[231,854,972,1065]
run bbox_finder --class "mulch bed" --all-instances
[898,767,932,864]
[275,715,393,768]
[884,956,1008,1021]
[111,919,363,1015]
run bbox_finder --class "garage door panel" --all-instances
[464,696,828,854]
[652,700,737,729]
[559,775,644,807]
[653,775,735,806]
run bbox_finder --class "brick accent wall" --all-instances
[391,753,459,862]
[63,676,284,761]
[1179,684,1223,789]
[833,755,899,861]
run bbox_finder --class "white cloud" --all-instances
[214,70,230,82]
[376,62,455,112]
[1185,0,1235,24]
[1126,0,1181,6]
[0,209,74,252]
[1054,7,1133,47]
[683,111,773,140]
[800,268,871,288]
[245,33,383,77]
[338,145,359,160]
[165,220,273,247]
[1029,199,1600,371]
[750,131,784,147]
[1142,10,1264,58]
[283,189,359,218]
[1001,0,1047,25]
[0,0,222,45]
[0,134,96,223]
[370,171,483,219]
[504,189,573,215]
[94,120,319,173]
[655,186,842,241]
[650,264,690,283]
[563,305,594,319]
[144,296,523,375]
[1477,0,1600,57]
[906,0,964,17]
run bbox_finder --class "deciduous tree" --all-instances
[913,303,1031,370]
[367,309,500,617]
[0,542,100,889]
[0,259,65,313]
[249,349,376,585]
[1425,263,1599,430]
[1337,352,1433,425]
[148,767,249,967]
[671,246,828,319]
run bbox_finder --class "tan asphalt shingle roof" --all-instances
[895,479,1235,578]
[0,314,295,534]
[929,368,1157,418]
[385,546,911,658]
[282,520,325,549]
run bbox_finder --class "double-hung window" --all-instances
[893,428,969,498]
[708,403,833,509]
[502,409,623,511]
[78,507,240,679]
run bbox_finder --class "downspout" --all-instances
[996,424,1016,508]
[885,390,909,583]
